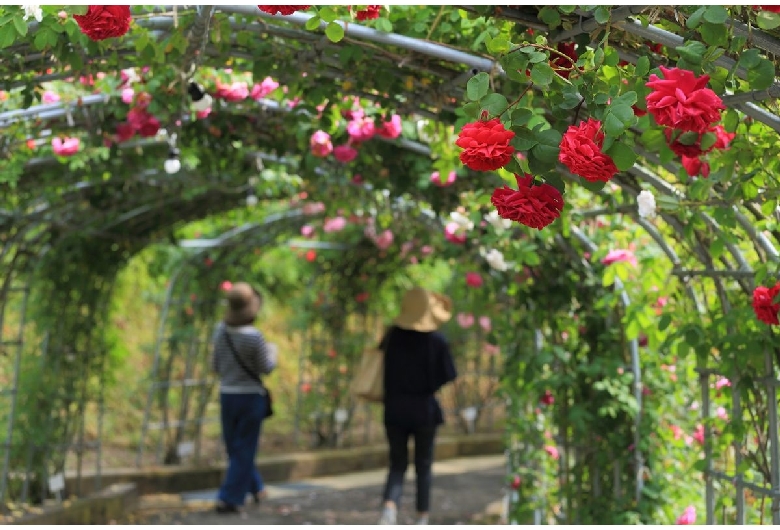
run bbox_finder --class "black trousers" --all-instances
[381,423,437,512]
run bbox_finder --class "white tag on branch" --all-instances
[177,441,195,458]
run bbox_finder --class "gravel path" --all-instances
[125,455,506,525]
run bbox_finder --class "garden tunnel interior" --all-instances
[0,3,779,525]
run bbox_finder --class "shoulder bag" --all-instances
[223,330,274,419]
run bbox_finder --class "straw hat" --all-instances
[394,287,452,332]
[224,282,261,326]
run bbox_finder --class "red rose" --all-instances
[138,115,160,138]
[681,156,710,178]
[356,5,381,20]
[753,282,780,325]
[74,6,132,42]
[551,42,578,79]
[665,129,709,158]
[558,118,618,182]
[632,104,647,117]
[115,122,135,143]
[756,5,780,13]
[455,118,515,171]
[258,5,310,15]
[711,124,735,150]
[645,66,725,133]
[490,173,564,230]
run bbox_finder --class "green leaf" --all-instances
[467,72,490,101]
[738,48,762,69]
[640,128,667,152]
[686,6,707,28]
[605,142,637,171]
[757,11,780,30]
[675,41,707,65]
[12,15,28,37]
[603,113,626,137]
[699,131,717,151]
[747,57,776,91]
[325,22,345,43]
[70,5,89,15]
[539,6,561,28]
[536,127,563,147]
[614,91,637,107]
[318,6,337,22]
[635,56,650,77]
[658,314,672,332]
[593,6,611,24]
[480,93,509,117]
[579,179,608,192]
[513,128,539,151]
[486,36,511,54]
[699,22,728,47]
[375,17,392,32]
[530,62,554,86]
[0,23,17,48]
[531,143,559,164]
[305,15,321,30]
[703,5,728,25]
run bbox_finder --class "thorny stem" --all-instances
[499,82,534,118]
[426,5,445,40]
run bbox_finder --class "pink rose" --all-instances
[301,225,315,238]
[478,316,492,332]
[444,222,467,244]
[465,272,483,288]
[676,506,696,525]
[377,114,402,139]
[602,249,637,267]
[121,87,135,104]
[323,216,347,233]
[310,130,333,158]
[42,91,60,104]
[215,82,249,102]
[431,170,457,187]
[333,144,358,163]
[457,313,475,328]
[346,117,376,142]
[544,446,559,460]
[52,137,80,156]
[373,229,394,250]
[250,76,280,100]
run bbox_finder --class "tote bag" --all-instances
[351,347,384,403]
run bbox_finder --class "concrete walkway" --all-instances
[127,454,506,525]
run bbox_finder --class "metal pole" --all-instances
[765,349,780,525]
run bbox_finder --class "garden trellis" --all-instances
[0,4,780,525]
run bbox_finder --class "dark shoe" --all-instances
[215,501,240,514]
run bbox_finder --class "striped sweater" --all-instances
[210,322,277,394]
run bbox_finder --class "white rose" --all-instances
[484,210,512,232]
[22,4,42,22]
[637,190,656,219]
[449,211,474,231]
[480,248,512,272]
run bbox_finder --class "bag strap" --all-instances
[223,329,260,382]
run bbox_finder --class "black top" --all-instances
[380,326,457,428]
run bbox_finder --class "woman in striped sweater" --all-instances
[211,282,277,514]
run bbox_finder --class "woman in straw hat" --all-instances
[377,286,458,525]
[211,282,278,514]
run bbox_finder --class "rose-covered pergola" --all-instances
[1,4,780,525]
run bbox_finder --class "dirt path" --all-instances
[125,455,506,525]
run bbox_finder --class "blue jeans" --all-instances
[217,392,267,506]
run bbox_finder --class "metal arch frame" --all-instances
[570,176,780,524]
